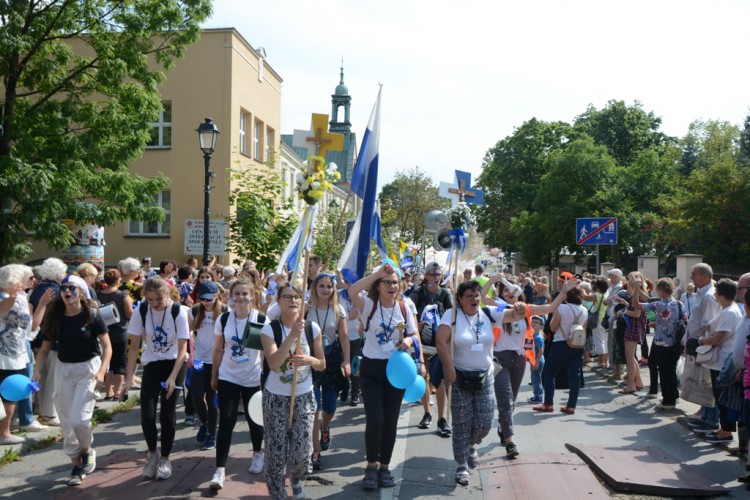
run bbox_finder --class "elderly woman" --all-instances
[118,257,143,302]
[436,280,495,486]
[33,276,111,486]
[481,274,577,456]
[1,265,52,443]
[29,257,69,426]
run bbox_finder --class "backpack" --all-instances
[217,310,266,347]
[364,299,410,335]
[139,301,181,332]
[564,304,586,349]
[587,294,603,332]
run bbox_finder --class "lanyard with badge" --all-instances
[379,302,400,354]
[231,313,249,364]
[463,309,485,352]
[315,307,331,348]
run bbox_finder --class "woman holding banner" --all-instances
[348,262,421,491]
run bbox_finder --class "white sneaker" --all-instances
[41,416,61,426]
[248,452,265,474]
[156,458,172,480]
[209,469,225,490]
[20,420,48,432]
[143,451,160,479]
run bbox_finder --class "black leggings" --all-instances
[190,364,217,435]
[360,357,406,464]
[141,360,186,457]
[650,344,680,405]
[216,379,263,468]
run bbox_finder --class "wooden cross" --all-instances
[448,179,476,203]
[292,113,344,158]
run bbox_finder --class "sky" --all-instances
[205,0,750,192]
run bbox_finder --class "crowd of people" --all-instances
[2,255,749,496]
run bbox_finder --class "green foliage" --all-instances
[379,166,448,244]
[226,164,297,272]
[476,118,575,250]
[0,0,213,263]
[312,205,353,266]
[0,447,20,468]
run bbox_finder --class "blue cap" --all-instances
[199,281,219,299]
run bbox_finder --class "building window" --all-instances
[266,126,275,159]
[146,102,172,149]
[254,118,263,162]
[239,110,248,156]
[128,190,171,236]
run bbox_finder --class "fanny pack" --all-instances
[455,369,488,392]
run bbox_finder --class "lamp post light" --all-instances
[196,117,220,267]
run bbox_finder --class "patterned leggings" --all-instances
[451,374,495,466]
[263,390,315,500]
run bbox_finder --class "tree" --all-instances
[511,136,622,268]
[379,166,448,244]
[679,119,739,173]
[476,118,575,251]
[226,163,298,272]
[738,112,750,167]
[0,0,212,264]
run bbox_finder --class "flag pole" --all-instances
[446,240,460,422]
[289,245,311,430]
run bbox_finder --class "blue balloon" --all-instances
[0,374,33,402]
[386,351,417,389]
[351,355,362,377]
[403,375,426,403]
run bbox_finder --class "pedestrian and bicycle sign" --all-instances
[576,217,618,245]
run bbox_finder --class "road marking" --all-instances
[384,401,414,499]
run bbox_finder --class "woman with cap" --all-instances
[481,274,577,457]
[189,280,226,451]
[98,269,133,400]
[308,272,349,471]
[348,262,422,491]
[260,283,325,499]
[33,275,112,486]
[207,277,267,490]
[435,280,496,485]
[120,277,190,481]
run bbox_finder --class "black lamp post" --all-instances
[196,118,220,266]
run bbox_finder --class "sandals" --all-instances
[618,389,637,395]
[454,467,470,486]
[560,406,575,414]
[532,403,554,412]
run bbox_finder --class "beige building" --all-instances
[30,28,283,266]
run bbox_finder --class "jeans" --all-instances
[17,342,35,426]
[530,357,545,399]
[543,341,584,408]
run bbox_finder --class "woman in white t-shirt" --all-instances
[188,281,225,453]
[480,274,576,458]
[339,283,364,406]
[122,277,190,482]
[206,278,268,491]
[698,278,743,443]
[348,262,421,492]
[435,280,495,486]
[538,286,588,414]
[308,273,349,472]
[261,284,324,500]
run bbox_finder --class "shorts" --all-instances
[0,367,25,386]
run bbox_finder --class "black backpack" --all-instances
[139,301,181,331]
[260,319,314,386]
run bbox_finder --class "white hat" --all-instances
[607,268,623,278]
[62,275,92,299]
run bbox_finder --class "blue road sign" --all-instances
[576,217,618,245]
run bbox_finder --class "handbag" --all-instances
[680,356,715,407]
[565,306,586,349]
[600,313,610,330]
[317,340,348,394]
[455,369,488,392]
[695,344,719,366]
[588,295,603,330]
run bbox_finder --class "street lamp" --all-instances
[196,118,220,266]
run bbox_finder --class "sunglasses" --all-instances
[60,285,78,293]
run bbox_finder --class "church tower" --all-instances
[325,65,357,186]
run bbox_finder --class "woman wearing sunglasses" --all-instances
[121,277,190,481]
[308,272,350,471]
[33,276,112,486]
[261,284,324,500]
[208,278,267,490]
[189,281,226,451]
[348,262,421,491]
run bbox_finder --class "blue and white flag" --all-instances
[275,205,318,278]
[338,86,382,284]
